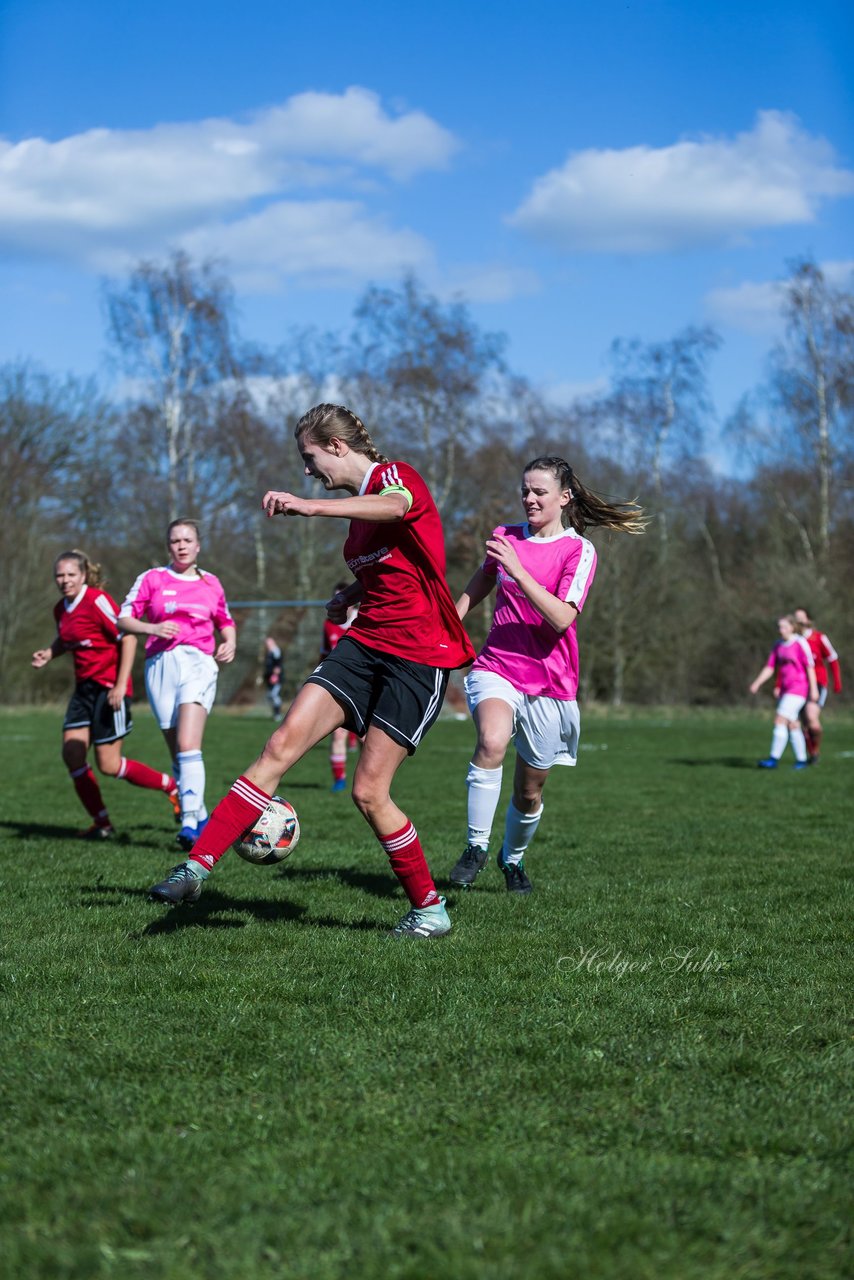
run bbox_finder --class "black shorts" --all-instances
[305,635,449,755]
[63,679,133,745]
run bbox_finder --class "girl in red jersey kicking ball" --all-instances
[149,404,475,939]
[32,550,180,838]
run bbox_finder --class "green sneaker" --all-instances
[148,861,207,905]
[389,896,451,939]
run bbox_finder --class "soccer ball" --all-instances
[233,796,300,865]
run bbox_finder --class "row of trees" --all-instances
[3,255,852,706]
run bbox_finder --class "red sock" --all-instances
[117,758,172,792]
[330,751,346,783]
[69,765,110,825]
[189,776,271,872]
[379,820,440,908]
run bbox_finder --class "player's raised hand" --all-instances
[262,491,314,518]
[486,533,524,582]
[32,648,53,668]
[326,591,349,624]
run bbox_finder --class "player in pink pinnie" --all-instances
[749,616,819,770]
[32,549,180,839]
[449,456,645,894]
[119,520,236,850]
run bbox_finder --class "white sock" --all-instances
[790,727,807,763]
[502,799,543,866]
[177,749,205,825]
[466,762,503,849]
[771,724,788,759]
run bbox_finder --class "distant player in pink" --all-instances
[749,616,818,769]
[119,520,236,849]
[32,549,180,838]
[793,606,842,763]
[450,456,646,894]
[147,403,474,941]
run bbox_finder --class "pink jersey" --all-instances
[767,636,814,698]
[120,567,235,657]
[472,523,597,699]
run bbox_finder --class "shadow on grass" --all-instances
[0,820,177,849]
[669,757,759,769]
[277,865,402,900]
[79,881,308,936]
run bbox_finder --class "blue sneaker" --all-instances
[148,861,207,905]
[757,758,779,769]
[331,778,347,793]
[793,761,809,771]
[389,896,451,939]
[176,817,208,852]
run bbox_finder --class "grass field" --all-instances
[0,705,851,1279]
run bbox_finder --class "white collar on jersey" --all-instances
[522,523,578,543]
[359,463,379,496]
[64,585,88,612]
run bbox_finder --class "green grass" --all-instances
[1,705,851,1279]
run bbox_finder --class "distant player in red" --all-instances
[793,606,843,763]
[321,579,359,792]
[149,403,475,939]
[32,550,180,838]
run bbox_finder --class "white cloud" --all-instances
[0,87,457,285]
[508,111,854,253]
[439,264,541,304]
[706,259,854,334]
[180,201,433,292]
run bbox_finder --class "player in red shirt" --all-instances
[793,606,843,763]
[32,550,180,838]
[320,580,360,792]
[149,403,475,938]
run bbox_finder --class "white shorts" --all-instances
[464,669,580,770]
[145,645,219,729]
[776,692,806,722]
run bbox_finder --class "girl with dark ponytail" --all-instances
[450,456,644,893]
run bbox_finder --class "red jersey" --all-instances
[342,461,475,669]
[801,628,842,692]
[321,618,349,658]
[54,586,133,693]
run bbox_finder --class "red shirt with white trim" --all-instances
[54,586,132,692]
[343,460,475,669]
[801,627,842,692]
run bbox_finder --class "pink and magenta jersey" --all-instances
[54,585,131,691]
[472,523,597,699]
[343,461,475,670]
[767,636,814,698]
[119,567,235,657]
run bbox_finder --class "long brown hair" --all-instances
[524,456,646,535]
[295,404,389,464]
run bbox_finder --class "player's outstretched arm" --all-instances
[749,665,774,694]
[456,568,495,621]
[261,491,408,523]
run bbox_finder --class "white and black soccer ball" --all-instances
[233,796,300,865]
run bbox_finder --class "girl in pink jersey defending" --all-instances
[450,458,645,893]
[119,521,236,849]
[749,616,818,770]
[32,550,180,838]
[148,404,474,939]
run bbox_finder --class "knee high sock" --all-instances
[502,799,544,866]
[177,750,206,824]
[789,726,807,763]
[117,758,174,792]
[189,776,271,873]
[69,765,110,825]
[330,744,346,783]
[379,821,440,908]
[466,763,503,850]
[770,724,788,759]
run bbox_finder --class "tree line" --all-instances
[4,255,852,707]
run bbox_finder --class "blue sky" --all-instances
[1,0,852,469]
